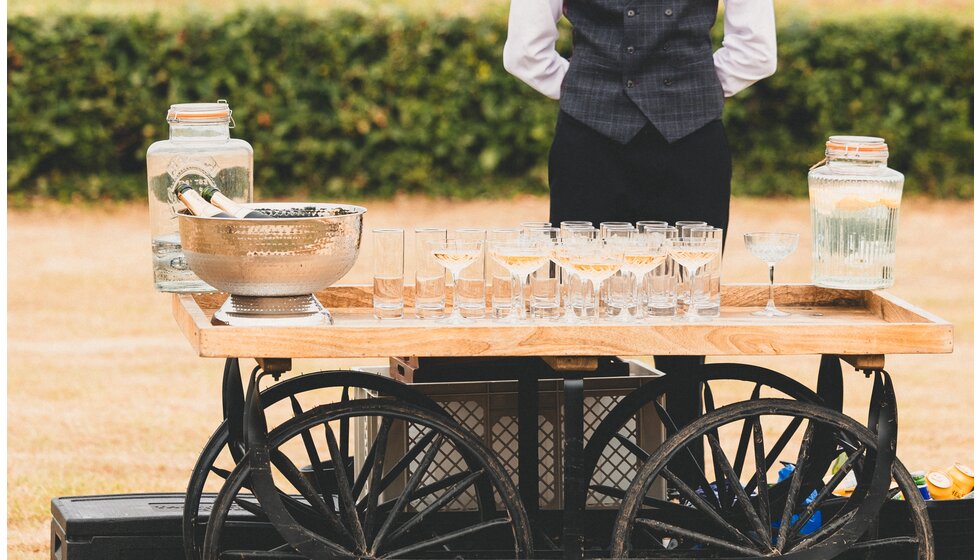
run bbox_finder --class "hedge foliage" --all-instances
[7,12,973,201]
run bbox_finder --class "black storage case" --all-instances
[51,493,279,560]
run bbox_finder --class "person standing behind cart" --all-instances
[503,0,778,448]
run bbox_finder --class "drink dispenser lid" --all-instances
[167,100,234,126]
[825,135,888,159]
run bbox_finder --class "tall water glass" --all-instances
[689,226,723,317]
[521,222,552,236]
[525,227,561,319]
[641,226,678,317]
[489,228,521,319]
[372,228,404,319]
[414,227,447,319]
[454,228,487,318]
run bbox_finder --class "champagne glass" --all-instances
[430,240,484,324]
[615,232,668,321]
[489,239,551,322]
[668,236,721,322]
[566,240,624,323]
[743,232,800,317]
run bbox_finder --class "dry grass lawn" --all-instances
[7,196,973,559]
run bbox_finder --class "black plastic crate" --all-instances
[51,493,280,560]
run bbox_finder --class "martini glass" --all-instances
[489,239,551,322]
[744,232,800,317]
[566,240,625,323]
[668,236,721,322]
[430,240,484,324]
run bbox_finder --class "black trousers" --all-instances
[548,111,732,432]
[548,110,732,236]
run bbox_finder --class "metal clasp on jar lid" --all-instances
[825,135,888,159]
[167,100,235,128]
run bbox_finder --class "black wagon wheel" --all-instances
[182,366,482,560]
[583,362,831,526]
[202,399,534,559]
[609,398,932,559]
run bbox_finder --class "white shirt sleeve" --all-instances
[503,0,777,100]
[502,0,568,100]
[713,0,778,97]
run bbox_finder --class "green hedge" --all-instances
[7,12,973,201]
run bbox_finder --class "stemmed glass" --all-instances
[668,236,722,322]
[489,239,551,322]
[615,232,669,321]
[429,240,484,324]
[566,240,625,323]
[743,232,800,317]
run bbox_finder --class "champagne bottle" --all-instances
[201,185,274,219]
[174,183,234,218]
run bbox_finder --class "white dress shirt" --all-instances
[503,0,777,100]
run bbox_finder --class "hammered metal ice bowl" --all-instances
[177,202,366,296]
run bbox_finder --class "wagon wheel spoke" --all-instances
[380,517,513,559]
[358,428,440,511]
[848,536,920,550]
[775,420,818,551]
[269,448,355,544]
[750,416,771,543]
[377,470,477,513]
[352,417,393,500]
[704,433,771,549]
[660,468,759,550]
[613,432,650,461]
[340,386,351,478]
[363,411,393,541]
[371,434,445,555]
[652,400,719,508]
[744,416,803,496]
[385,468,485,545]
[732,384,763,479]
[287,395,334,513]
[325,422,368,552]
[786,508,858,552]
[702,383,733,510]
[788,443,867,538]
[634,518,766,557]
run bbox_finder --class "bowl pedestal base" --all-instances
[212,294,333,326]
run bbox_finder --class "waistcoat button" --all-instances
[626,46,635,54]
[663,78,673,86]
[626,80,635,88]
[664,8,673,16]
[626,9,636,16]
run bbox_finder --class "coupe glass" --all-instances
[566,240,625,323]
[744,232,800,317]
[489,239,551,322]
[668,236,722,322]
[430,240,484,324]
[613,231,669,322]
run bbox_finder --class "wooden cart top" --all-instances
[172,284,952,361]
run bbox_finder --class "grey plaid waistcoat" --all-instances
[559,0,724,144]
